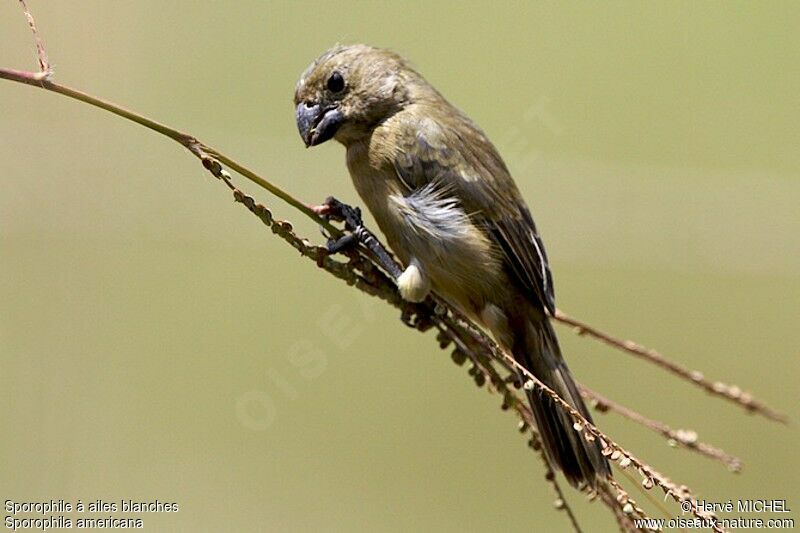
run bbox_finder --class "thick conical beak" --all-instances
[296,102,343,147]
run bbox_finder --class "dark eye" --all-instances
[327,71,345,93]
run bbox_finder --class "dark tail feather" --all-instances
[515,317,610,489]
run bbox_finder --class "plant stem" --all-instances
[0,67,338,235]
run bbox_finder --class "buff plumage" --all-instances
[295,44,610,489]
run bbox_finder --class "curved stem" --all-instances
[0,67,337,235]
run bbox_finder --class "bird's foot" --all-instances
[311,196,362,227]
[311,196,365,253]
[312,196,404,279]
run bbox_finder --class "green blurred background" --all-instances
[2,2,798,531]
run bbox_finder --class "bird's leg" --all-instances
[312,196,404,279]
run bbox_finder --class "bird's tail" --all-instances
[515,316,610,489]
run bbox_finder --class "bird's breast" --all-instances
[346,142,503,312]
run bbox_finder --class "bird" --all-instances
[294,44,610,489]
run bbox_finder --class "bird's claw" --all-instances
[326,233,358,253]
[314,196,364,254]
[319,196,363,229]
[309,203,332,216]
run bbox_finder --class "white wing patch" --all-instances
[529,229,549,298]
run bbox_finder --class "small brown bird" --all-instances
[294,44,610,488]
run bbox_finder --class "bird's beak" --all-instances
[296,102,343,147]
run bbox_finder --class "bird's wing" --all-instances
[391,111,556,314]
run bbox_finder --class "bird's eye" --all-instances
[327,71,345,93]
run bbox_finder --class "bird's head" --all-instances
[294,44,416,147]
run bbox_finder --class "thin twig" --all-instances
[468,348,587,532]
[0,67,340,238]
[502,353,724,531]
[433,309,724,530]
[581,386,743,472]
[555,310,787,424]
[18,0,50,78]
